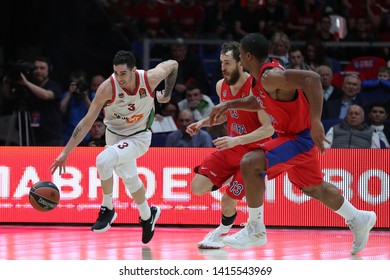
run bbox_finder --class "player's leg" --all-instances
[191,172,215,195]
[92,146,119,232]
[288,147,376,255]
[222,150,267,249]
[198,194,239,249]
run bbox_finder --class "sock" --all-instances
[137,200,151,221]
[219,213,237,233]
[335,198,359,221]
[248,205,264,225]
[102,193,113,210]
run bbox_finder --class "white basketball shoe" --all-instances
[198,226,229,249]
[346,210,377,255]
[222,220,267,249]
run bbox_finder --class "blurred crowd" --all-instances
[0,0,389,148]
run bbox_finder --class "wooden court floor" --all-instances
[0,225,389,260]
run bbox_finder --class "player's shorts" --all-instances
[195,145,256,200]
[262,129,324,188]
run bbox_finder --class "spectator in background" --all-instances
[286,47,311,70]
[170,0,205,39]
[324,104,381,148]
[87,116,106,147]
[234,0,265,40]
[155,99,180,127]
[327,74,363,120]
[367,102,390,148]
[304,38,335,71]
[2,56,63,146]
[343,16,380,61]
[165,109,213,147]
[317,65,343,119]
[90,74,105,99]
[268,32,291,66]
[262,0,286,39]
[203,0,237,40]
[178,83,215,121]
[60,70,93,145]
[286,0,321,40]
[162,41,210,101]
[360,66,390,108]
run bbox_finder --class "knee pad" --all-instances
[96,147,119,180]
[123,176,143,193]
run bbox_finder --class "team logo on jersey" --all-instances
[118,93,124,99]
[222,90,227,98]
[241,91,248,98]
[139,88,147,98]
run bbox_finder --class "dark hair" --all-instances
[35,56,53,75]
[221,41,240,62]
[113,50,136,69]
[240,33,269,61]
[369,102,388,113]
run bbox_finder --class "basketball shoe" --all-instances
[139,206,161,244]
[91,206,117,232]
[346,210,377,255]
[222,220,267,249]
[198,226,230,249]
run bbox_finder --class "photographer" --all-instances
[2,57,63,146]
[60,70,93,145]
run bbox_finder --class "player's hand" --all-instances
[186,122,202,135]
[209,102,229,126]
[310,119,329,153]
[50,152,68,175]
[213,136,237,151]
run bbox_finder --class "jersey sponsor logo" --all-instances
[139,88,147,98]
[231,123,247,135]
[241,91,248,98]
[113,112,144,124]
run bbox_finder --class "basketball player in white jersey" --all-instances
[50,50,178,244]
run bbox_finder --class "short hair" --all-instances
[240,33,269,61]
[221,41,240,62]
[270,32,291,51]
[378,66,390,76]
[369,101,388,113]
[113,50,136,69]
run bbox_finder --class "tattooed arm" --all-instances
[147,60,179,103]
[50,78,112,174]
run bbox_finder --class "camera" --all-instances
[73,80,89,99]
[6,61,35,84]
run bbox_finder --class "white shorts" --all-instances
[105,129,152,178]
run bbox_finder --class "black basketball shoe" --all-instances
[139,206,161,244]
[91,206,117,232]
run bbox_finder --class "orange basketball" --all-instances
[29,181,60,212]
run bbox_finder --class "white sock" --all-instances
[102,193,113,210]
[335,198,359,221]
[137,200,151,221]
[217,224,232,234]
[248,205,264,225]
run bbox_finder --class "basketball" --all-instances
[29,181,60,212]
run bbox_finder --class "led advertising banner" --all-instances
[0,147,388,228]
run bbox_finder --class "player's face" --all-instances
[239,46,250,72]
[220,53,241,85]
[113,64,134,86]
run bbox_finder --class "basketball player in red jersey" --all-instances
[209,33,376,254]
[186,41,274,249]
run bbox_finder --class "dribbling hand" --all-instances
[50,152,68,175]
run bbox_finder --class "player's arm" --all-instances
[262,68,327,152]
[50,79,111,174]
[213,109,274,150]
[209,95,260,125]
[147,59,178,103]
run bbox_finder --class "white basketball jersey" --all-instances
[103,70,155,136]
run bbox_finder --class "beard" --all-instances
[224,67,240,85]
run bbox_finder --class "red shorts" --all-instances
[195,145,257,200]
[262,129,324,188]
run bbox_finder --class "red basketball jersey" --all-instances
[253,59,312,136]
[220,76,269,147]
